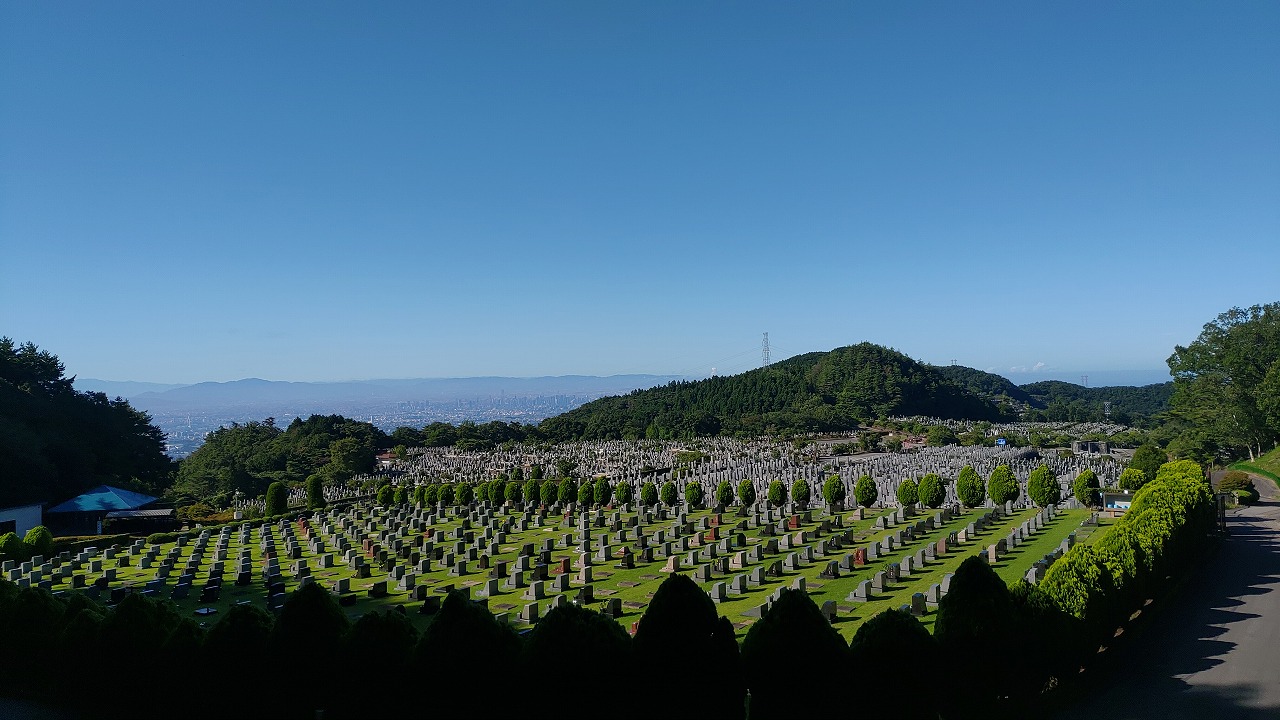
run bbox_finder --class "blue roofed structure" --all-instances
[47,485,159,514]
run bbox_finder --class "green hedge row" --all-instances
[1039,459,1215,629]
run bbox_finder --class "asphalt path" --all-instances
[1065,473,1280,719]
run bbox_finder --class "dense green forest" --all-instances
[933,365,1036,410]
[1022,380,1173,426]
[0,338,172,507]
[171,415,391,505]
[537,343,1004,441]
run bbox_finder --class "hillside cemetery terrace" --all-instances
[7,489,1107,640]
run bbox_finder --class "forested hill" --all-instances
[1021,380,1173,425]
[538,343,1003,441]
[933,365,1037,408]
[0,338,172,508]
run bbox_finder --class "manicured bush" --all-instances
[791,478,811,506]
[0,532,26,562]
[614,480,633,506]
[849,609,939,719]
[854,475,877,508]
[956,465,984,508]
[523,478,540,503]
[594,477,611,506]
[737,480,756,507]
[740,589,847,719]
[1073,469,1100,507]
[1130,444,1166,486]
[453,482,474,506]
[1118,467,1146,491]
[392,486,407,505]
[1027,464,1061,507]
[577,483,594,506]
[557,477,578,505]
[640,481,658,507]
[822,475,845,510]
[265,482,288,516]
[1037,543,1114,626]
[661,481,678,507]
[767,479,787,508]
[523,604,634,715]
[987,465,1019,505]
[917,473,945,508]
[306,474,326,510]
[632,574,744,720]
[895,477,918,507]
[487,480,505,505]
[716,480,734,507]
[505,480,523,504]
[684,481,704,509]
[422,484,439,506]
[529,464,543,480]
[934,556,1016,712]
[416,591,521,716]
[539,479,557,506]
[375,484,393,506]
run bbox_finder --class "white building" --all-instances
[0,503,44,538]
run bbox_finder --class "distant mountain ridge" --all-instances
[537,343,1005,440]
[76,374,685,411]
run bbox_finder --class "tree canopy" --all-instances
[0,338,173,507]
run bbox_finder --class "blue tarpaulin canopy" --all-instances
[47,485,159,513]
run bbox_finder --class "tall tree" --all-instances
[1167,303,1280,460]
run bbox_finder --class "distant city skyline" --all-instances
[3,3,1276,385]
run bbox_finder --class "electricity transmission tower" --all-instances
[762,333,770,368]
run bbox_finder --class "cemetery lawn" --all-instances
[47,503,1103,643]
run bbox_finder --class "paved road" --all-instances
[1066,474,1280,719]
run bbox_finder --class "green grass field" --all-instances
[1231,446,1280,489]
[35,500,1099,641]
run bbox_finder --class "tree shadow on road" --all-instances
[1056,508,1280,720]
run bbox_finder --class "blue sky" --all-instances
[2,2,1276,386]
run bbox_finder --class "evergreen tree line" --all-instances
[0,460,1214,720]
[0,338,173,508]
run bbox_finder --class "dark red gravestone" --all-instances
[788,515,800,530]
[853,548,867,566]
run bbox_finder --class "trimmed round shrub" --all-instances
[917,473,945,508]
[614,480,634,506]
[21,526,52,558]
[684,481,704,509]
[0,531,27,561]
[265,482,288,516]
[1130,444,1166,486]
[716,480,734,507]
[854,475,877,508]
[896,477,919,507]
[557,478,578,506]
[577,483,594,506]
[505,480,523,504]
[594,478,611,506]
[392,486,407,505]
[987,465,1018,505]
[767,479,787,508]
[539,479,557,506]
[849,609,939,718]
[523,478,540,503]
[737,479,757,507]
[1027,465,1061,507]
[741,589,848,718]
[453,482,474,506]
[822,475,845,509]
[305,475,326,510]
[660,481,678,507]
[1118,467,1147,491]
[956,465,984,508]
[1073,469,1100,507]
[791,478,811,506]
[640,481,658,507]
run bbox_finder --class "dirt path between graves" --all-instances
[1061,476,1280,720]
